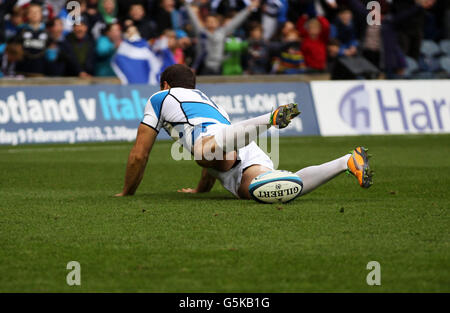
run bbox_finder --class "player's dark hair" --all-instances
[160,64,196,89]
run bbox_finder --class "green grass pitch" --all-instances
[0,135,448,292]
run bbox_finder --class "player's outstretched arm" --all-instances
[178,168,216,194]
[115,124,157,197]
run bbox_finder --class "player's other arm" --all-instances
[178,168,216,194]
[115,124,157,196]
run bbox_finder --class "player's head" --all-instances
[160,64,196,90]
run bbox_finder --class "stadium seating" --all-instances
[439,56,450,77]
[404,56,420,78]
[416,40,442,77]
[439,39,450,56]
[420,40,441,58]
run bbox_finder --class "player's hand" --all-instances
[177,188,198,193]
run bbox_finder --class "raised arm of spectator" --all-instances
[223,0,260,36]
[318,16,330,43]
[185,3,205,34]
[296,14,309,38]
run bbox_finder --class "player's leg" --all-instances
[238,147,373,200]
[296,147,373,195]
[193,103,300,170]
[237,156,352,200]
[215,103,300,153]
[238,165,273,199]
[295,155,351,195]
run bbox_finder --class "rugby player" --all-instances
[115,64,373,200]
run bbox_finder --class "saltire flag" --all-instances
[112,39,175,85]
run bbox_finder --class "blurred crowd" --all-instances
[0,0,449,79]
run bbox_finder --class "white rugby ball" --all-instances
[249,170,303,204]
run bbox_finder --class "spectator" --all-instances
[0,0,445,79]
[392,0,436,60]
[32,0,56,22]
[1,0,18,43]
[47,17,65,42]
[359,0,387,70]
[87,0,100,14]
[45,18,80,76]
[272,30,305,74]
[85,0,103,30]
[86,0,117,39]
[177,30,194,66]
[63,14,95,77]
[222,35,248,75]
[0,41,24,77]
[58,0,89,36]
[163,29,185,64]
[186,0,260,75]
[155,0,185,35]
[14,3,50,76]
[98,0,117,24]
[317,0,339,22]
[261,0,285,41]
[246,22,270,74]
[326,37,340,70]
[297,14,330,71]
[5,5,24,41]
[126,3,157,40]
[346,0,433,77]
[95,22,121,76]
[111,23,175,84]
[330,7,358,57]
[423,0,444,41]
[275,20,295,41]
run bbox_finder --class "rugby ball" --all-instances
[249,170,303,204]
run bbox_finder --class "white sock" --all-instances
[296,154,351,195]
[215,113,272,152]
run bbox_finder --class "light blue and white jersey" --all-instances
[142,87,231,151]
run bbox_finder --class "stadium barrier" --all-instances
[310,80,450,136]
[0,82,318,145]
[0,79,449,145]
